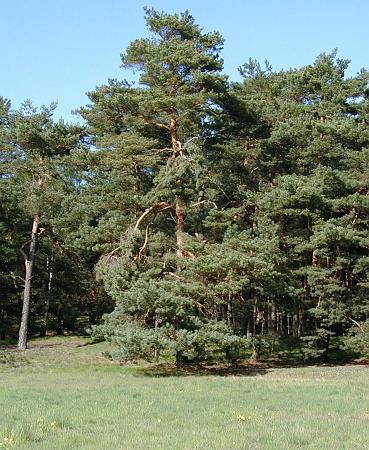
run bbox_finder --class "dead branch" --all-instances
[193,300,211,317]
[9,271,25,288]
[137,225,150,261]
[315,296,322,310]
[104,246,122,260]
[164,271,180,278]
[346,316,365,333]
[134,202,173,231]
[190,200,218,209]
[352,209,359,228]
[144,120,170,131]
[183,136,198,148]
[156,147,173,153]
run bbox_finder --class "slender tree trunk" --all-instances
[170,116,185,264]
[197,184,205,234]
[18,213,39,350]
[251,299,263,362]
[227,293,232,326]
[131,162,140,193]
[56,304,63,335]
[0,307,5,340]
[251,336,261,362]
[40,254,53,337]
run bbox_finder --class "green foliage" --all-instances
[343,320,369,357]
[2,9,369,363]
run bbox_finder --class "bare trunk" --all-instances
[18,214,39,350]
[312,250,318,267]
[197,185,205,234]
[40,254,53,337]
[251,336,261,362]
[131,162,140,193]
[251,298,263,362]
[227,293,232,326]
[170,116,185,265]
[317,115,324,165]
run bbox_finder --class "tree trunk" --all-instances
[251,300,263,362]
[251,336,261,362]
[18,213,39,350]
[40,254,53,337]
[317,332,330,363]
[197,184,205,234]
[56,304,63,335]
[170,116,185,265]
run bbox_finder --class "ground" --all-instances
[0,336,368,449]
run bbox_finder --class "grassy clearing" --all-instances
[1,337,369,449]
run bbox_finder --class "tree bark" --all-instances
[251,336,261,362]
[40,254,53,337]
[18,213,39,350]
[197,184,205,234]
[170,116,185,264]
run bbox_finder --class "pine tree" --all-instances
[5,102,84,349]
[233,51,369,358]
[86,9,254,363]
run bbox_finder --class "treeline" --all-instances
[1,8,369,362]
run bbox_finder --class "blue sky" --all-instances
[1,0,368,122]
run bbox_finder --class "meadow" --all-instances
[1,337,369,450]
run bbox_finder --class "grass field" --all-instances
[1,337,369,449]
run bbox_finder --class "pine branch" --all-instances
[346,316,365,333]
[133,202,173,230]
[144,120,170,131]
[137,225,150,261]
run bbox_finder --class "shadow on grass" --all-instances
[134,344,367,377]
[134,362,269,378]
[270,344,363,368]
[0,348,30,368]
[76,339,103,348]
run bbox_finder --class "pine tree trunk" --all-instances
[251,336,261,362]
[170,116,185,266]
[40,254,53,337]
[18,213,39,350]
[56,305,63,335]
[0,307,5,340]
[251,299,263,362]
[197,185,205,234]
[227,296,232,327]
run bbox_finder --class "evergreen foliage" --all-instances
[1,9,369,363]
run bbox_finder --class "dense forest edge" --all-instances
[2,8,369,366]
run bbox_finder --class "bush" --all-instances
[92,318,247,364]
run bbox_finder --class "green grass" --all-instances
[1,336,369,449]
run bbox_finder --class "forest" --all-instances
[2,8,369,364]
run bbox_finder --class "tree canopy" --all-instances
[1,9,369,362]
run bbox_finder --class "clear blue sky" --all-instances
[1,0,368,122]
